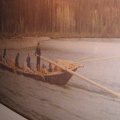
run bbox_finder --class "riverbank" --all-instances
[1,37,120,50]
[0,37,50,50]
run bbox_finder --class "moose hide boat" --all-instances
[0,61,79,85]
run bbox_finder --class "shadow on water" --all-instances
[67,82,115,98]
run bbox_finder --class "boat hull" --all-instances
[44,69,77,85]
[0,62,77,85]
[0,62,14,72]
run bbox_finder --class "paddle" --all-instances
[74,56,120,63]
[40,56,120,98]
[74,54,96,62]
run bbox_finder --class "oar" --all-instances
[40,56,120,98]
[75,56,120,63]
[74,54,95,62]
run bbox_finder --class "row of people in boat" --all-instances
[0,51,54,74]
[0,48,60,74]
[14,52,59,73]
[16,53,61,73]
[0,43,74,73]
[0,48,7,63]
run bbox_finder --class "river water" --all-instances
[0,38,120,120]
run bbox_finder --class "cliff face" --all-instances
[0,0,120,38]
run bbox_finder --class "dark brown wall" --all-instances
[1,0,120,37]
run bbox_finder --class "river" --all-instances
[0,38,120,120]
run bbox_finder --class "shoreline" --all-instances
[0,37,50,50]
[0,37,120,50]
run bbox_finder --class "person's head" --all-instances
[37,42,40,48]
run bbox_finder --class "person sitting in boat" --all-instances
[40,64,48,74]
[53,60,62,72]
[3,48,6,59]
[0,53,2,61]
[23,61,33,72]
[15,52,21,69]
[10,59,15,68]
[48,63,52,72]
[2,48,7,64]
[26,53,31,69]
[10,59,17,72]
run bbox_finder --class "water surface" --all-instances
[0,38,120,120]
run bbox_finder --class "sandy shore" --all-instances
[0,37,50,50]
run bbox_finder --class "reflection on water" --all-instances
[0,38,120,120]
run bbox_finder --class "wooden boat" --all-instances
[0,61,78,85]
[1,55,120,98]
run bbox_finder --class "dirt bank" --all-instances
[0,37,50,50]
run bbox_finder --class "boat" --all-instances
[0,61,79,85]
[1,55,120,98]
